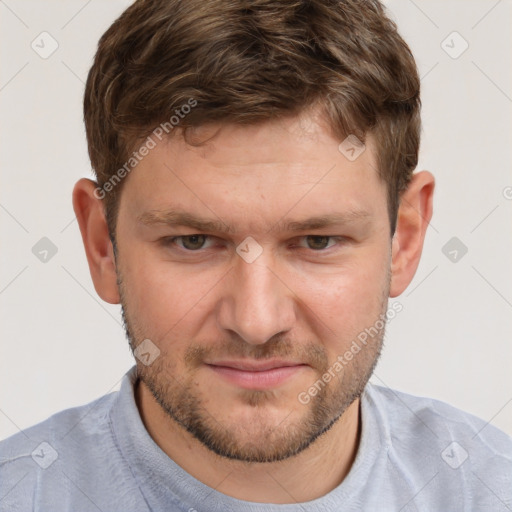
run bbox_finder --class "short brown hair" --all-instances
[84,0,420,237]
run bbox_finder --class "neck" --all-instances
[135,379,361,504]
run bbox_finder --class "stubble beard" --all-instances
[117,269,387,463]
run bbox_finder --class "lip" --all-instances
[205,359,308,390]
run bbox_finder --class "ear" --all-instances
[390,171,435,297]
[72,178,120,304]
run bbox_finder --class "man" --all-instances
[1,0,511,510]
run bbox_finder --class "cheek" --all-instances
[317,253,387,297]
[121,233,390,349]
[293,247,390,346]
[122,253,226,340]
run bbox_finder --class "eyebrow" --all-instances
[137,208,371,234]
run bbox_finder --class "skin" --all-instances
[73,108,434,503]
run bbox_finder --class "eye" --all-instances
[163,234,345,253]
[170,235,213,251]
[300,236,340,251]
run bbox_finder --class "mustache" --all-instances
[184,337,329,371]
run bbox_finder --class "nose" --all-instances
[217,251,296,346]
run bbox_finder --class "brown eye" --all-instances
[178,235,208,250]
[306,236,331,250]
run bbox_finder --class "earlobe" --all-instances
[389,171,435,298]
[72,178,120,304]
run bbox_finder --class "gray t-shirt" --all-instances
[1,366,511,511]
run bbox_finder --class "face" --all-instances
[114,110,392,463]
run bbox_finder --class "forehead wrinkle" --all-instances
[138,208,372,236]
[277,210,372,232]
[137,210,233,233]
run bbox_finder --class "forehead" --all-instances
[118,112,387,233]
[174,112,376,175]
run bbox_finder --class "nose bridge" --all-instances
[218,250,295,345]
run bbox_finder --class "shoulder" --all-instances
[361,383,512,508]
[0,390,140,511]
[365,382,512,452]
[0,390,117,459]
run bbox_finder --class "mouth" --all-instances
[204,359,309,390]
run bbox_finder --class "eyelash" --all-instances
[162,235,346,253]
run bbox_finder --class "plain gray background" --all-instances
[1,0,511,441]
